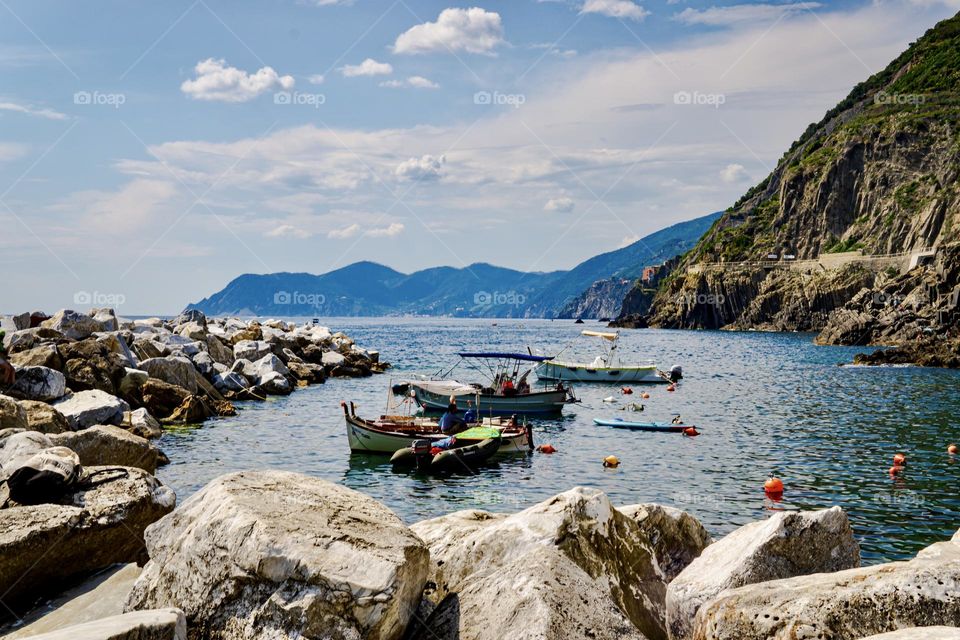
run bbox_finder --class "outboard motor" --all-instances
[411,439,433,471]
[669,365,683,383]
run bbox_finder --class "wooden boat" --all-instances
[593,417,698,433]
[536,331,680,384]
[342,401,533,453]
[390,437,502,472]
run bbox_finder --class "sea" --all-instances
[156,317,960,564]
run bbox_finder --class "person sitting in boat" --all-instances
[516,372,531,395]
[500,378,517,396]
[439,401,468,434]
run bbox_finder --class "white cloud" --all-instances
[328,223,361,239]
[328,221,403,238]
[0,142,28,162]
[307,74,325,85]
[267,223,312,238]
[544,196,575,212]
[0,101,68,120]
[75,179,179,232]
[619,234,641,248]
[340,58,393,77]
[368,222,405,237]
[395,154,446,181]
[181,58,294,102]
[394,8,504,55]
[581,0,650,21]
[674,3,822,26]
[720,163,748,183]
[308,0,354,5]
[380,76,440,89]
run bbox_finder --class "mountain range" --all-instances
[187,211,721,318]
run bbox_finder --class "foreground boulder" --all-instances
[692,533,960,639]
[0,467,175,613]
[125,471,429,640]
[138,357,198,395]
[24,609,186,640]
[49,425,163,474]
[619,503,712,583]
[52,389,128,429]
[8,365,67,401]
[667,507,860,640]
[411,487,667,640]
[20,399,69,433]
[41,309,103,340]
[0,394,28,430]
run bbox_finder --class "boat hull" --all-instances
[411,385,568,416]
[537,361,665,384]
[593,418,693,432]
[345,412,532,454]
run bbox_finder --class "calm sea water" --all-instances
[156,318,960,564]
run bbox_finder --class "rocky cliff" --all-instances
[556,278,634,319]
[629,12,960,338]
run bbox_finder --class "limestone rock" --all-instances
[138,357,198,395]
[140,379,191,420]
[255,371,292,395]
[118,367,149,399]
[232,339,271,362]
[619,503,713,583]
[4,327,65,353]
[0,394,29,431]
[205,336,234,366]
[8,366,67,401]
[58,339,127,394]
[8,343,62,369]
[212,371,248,393]
[91,307,121,332]
[21,609,186,640]
[125,470,428,640]
[49,425,162,474]
[321,350,346,366]
[667,507,860,640]
[163,396,208,424]
[20,400,70,433]
[124,408,163,439]
[52,390,129,430]
[41,309,103,340]
[0,467,175,612]
[176,321,207,341]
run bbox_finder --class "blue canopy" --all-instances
[458,352,553,362]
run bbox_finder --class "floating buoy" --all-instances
[667,384,676,392]
[602,396,616,403]
[641,392,650,399]
[621,387,633,395]
[683,427,699,437]
[889,465,904,476]
[537,444,556,454]
[893,453,907,467]
[603,455,620,468]
[764,477,784,496]
[948,444,958,455]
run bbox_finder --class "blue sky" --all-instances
[1,0,957,314]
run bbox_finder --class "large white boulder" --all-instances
[49,425,163,474]
[411,487,667,640]
[321,350,346,366]
[41,309,102,340]
[232,339,271,362]
[138,357,198,394]
[667,507,860,640]
[618,503,712,583]
[250,353,289,380]
[124,407,163,439]
[125,471,429,640]
[52,390,129,429]
[8,365,67,401]
[22,609,186,640]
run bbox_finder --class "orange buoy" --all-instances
[683,427,699,437]
[764,477,784,496]
[622,387,633,395]
[603,455,620,468]
[889,465,904,476]
[641,392,650,399]
[667,384,676,392]
[893,453,907,467]
[948,444,958,455]
[537,444,557,454]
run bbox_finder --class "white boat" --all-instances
[536,330,680,384]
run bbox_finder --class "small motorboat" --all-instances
[390,436,502,472]
[593,417,699,434]
[537,330,682,384]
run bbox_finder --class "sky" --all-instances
[1,0,958,314]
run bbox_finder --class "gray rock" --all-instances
[49,425,162,474]
[41,309,104,340]
[91,308,120,332]
[8,343,62,369]
[8,366,67,401]
[321,350,346,366]
[52,390,129,430]
[20,608,186,640]
[20,400,70,434]
[125,470,428,640]
[124,408,163,439]
[667,507,861,640]
[251,353,289,380]
[190,352,215,377]
[3,327,65,352]
[619,503,713,583]
[0,394,28,431]
[256,371,291,395]
[212,371,248,393]
[118,367,149,399]
[175,321,207,341]
[138,357,198,394]
[205,335,234,366]
[232,339,271,362]
[173,310,206,328]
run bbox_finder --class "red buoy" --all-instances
[889,465,903,476]
[641,392,650,399]
[683,427,699,437]
[893,453,907,467]
[537,444,557,454]
[667,384,676,392]
[948,444,958,455]
[621,387,633,395]
[764,477,784,496]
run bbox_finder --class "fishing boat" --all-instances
[342,401,533,453]
[536,330,681,384]
[593,417,698,434]
[398,353,576,416]
[390,436,502,472]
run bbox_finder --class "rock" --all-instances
[189,351,215,377]
[0,430,52,480]
[619,503,712,583]
[8,366,67,401]
[408,548,647,640]
[4,327,65,353]
[52,390,129,430]
[411,487,667,640]
[321,350,346,366]
[21,609,186,640]
[118,367,149,399]
[287,361,325,384]
[41,309,104,340]
[205,335,234,366]
[858,628,960,639]
[232,339,271,362]
[132,338,166,360]
[138,357,198,395]
[175,321,207,341]
[174,309,206,328]
[692,533,960,640]
[125,470,429,640]
[229,325,262,343]
[20,400,70,434]
[253,371,292,395]
[212,371,248,393]
[91,307,120,332]
[250,353,289,380]
[124,408,163,439]
[163,396,209,424]
[95,332,137,367]
[667,507,860,640]
[49,425,162,474]
[0,467,175,613]
[140,380,190,420]
[58,339,127,394]
[8,343,62,369]
[0,394,29,431]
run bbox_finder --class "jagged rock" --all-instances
[140,379,191,420]
[411,487,667,640]
[138,357,198,395]
[858,628,960,639]
[58,339,127,394]
[229,325,262,344]
[118,367,149,399]
[691,531,960,640]
[205,336,234,366]
[3,327,65,353]
[667,507,860,640]
[250,353,289,380]
[175,321,207,341]
[212,371,248,393]
[20,399,70,433]
[41,309,103,340]
[0,467,175,613]
[125,470,428,640]
[174,310,206,328]
[232,339,271,362]
[0,394,28,431]
[8,343,62,369]
[254,371,292,395]
[91,308,120,332]
[163,396,208,424]
[21,609,186,640]
[8,366,67,401]
[132,339,166,360]
[618,503,712,583]
[321,350,346,366]
[124,408,163,439]
[95,332,137,367]
[49,425,162,474]
[189,352,215,378]
[52,390,129,430]
[287,361,325,383]
[0,430,52,480]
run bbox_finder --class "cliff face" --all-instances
[557,278,634,319]
[636,12,960,334]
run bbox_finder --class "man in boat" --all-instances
[516,372,531,395]
[439,400,468,435]
[500,377,516,396]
